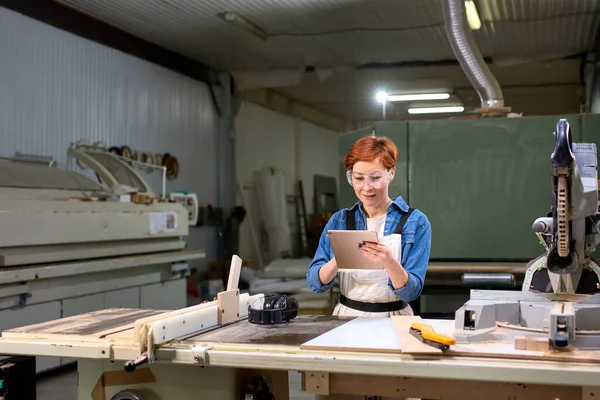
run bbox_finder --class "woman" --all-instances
[307,135,431,317]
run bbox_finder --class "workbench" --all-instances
[0,307,599,400]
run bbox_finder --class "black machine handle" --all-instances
[124,353,148,372]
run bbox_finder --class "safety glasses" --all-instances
[346,169,392,189]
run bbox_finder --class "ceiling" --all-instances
[54,0,600,123]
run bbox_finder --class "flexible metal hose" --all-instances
[442,0,504,109]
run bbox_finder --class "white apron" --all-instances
[333,232,413,318]
[316,233,418,400]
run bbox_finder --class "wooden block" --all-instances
[514,335,527,350]
[525,338,540,351]
[532,337,550,351]
[217,289,239,325]
[514,336,548,352]
[227,254,242,291]
[303,371,330,395]
[391,316,443,354]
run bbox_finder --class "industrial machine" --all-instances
[454,118,600,349]
[0,145,200,267]
[0,146,204,372]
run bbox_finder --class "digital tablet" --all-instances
[327,230,384,270]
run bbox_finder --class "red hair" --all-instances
[345,135,398,170]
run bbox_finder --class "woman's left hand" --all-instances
[359,242,397,269]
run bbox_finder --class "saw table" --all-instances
[1,255,599,400]
[1,306,600,399]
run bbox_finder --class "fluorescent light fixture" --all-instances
[408,106,465,115]
[220,12,267,41]
[465,1,481,30]
[375,91,388,104]
[387,93,450,102]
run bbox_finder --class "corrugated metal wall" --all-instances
[0,7,219,269]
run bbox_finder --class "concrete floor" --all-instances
[36,364,77,400]
[35,363,314,400]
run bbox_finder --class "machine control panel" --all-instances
[169,192,199,226]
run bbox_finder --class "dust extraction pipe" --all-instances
[442,0,504,109]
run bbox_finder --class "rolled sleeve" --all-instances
[388,218,431,302]
[306,217,338,293]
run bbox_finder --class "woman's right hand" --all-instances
[319,257,338,286]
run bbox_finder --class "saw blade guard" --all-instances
[530,118,600,291]
[548,119,576,275]
[248,294,299,325]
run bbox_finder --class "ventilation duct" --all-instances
[442,0,505,110]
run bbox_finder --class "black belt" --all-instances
[340,294,408,313]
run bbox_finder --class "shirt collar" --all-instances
[390,196,409,212]
[347,196,409,213]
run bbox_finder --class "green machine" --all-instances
[339,114,600,316]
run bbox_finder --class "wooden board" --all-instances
[301,317,404,354]
[301,316,443,354]
[226,255,242,291]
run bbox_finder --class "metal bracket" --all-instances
[191,344,213,364]
[549,301,575,347]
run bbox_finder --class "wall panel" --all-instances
[408,114,582,260]
[0,7,219,268]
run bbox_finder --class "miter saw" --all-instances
[454,118,600,350]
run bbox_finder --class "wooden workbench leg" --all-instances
[305,372,387,399]
[583,387,600,399]
[303,371,329,395]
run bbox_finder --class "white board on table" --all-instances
[300,316,455,354]
[301,317,402,353]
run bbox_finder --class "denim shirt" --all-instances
[306,196,431,303]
